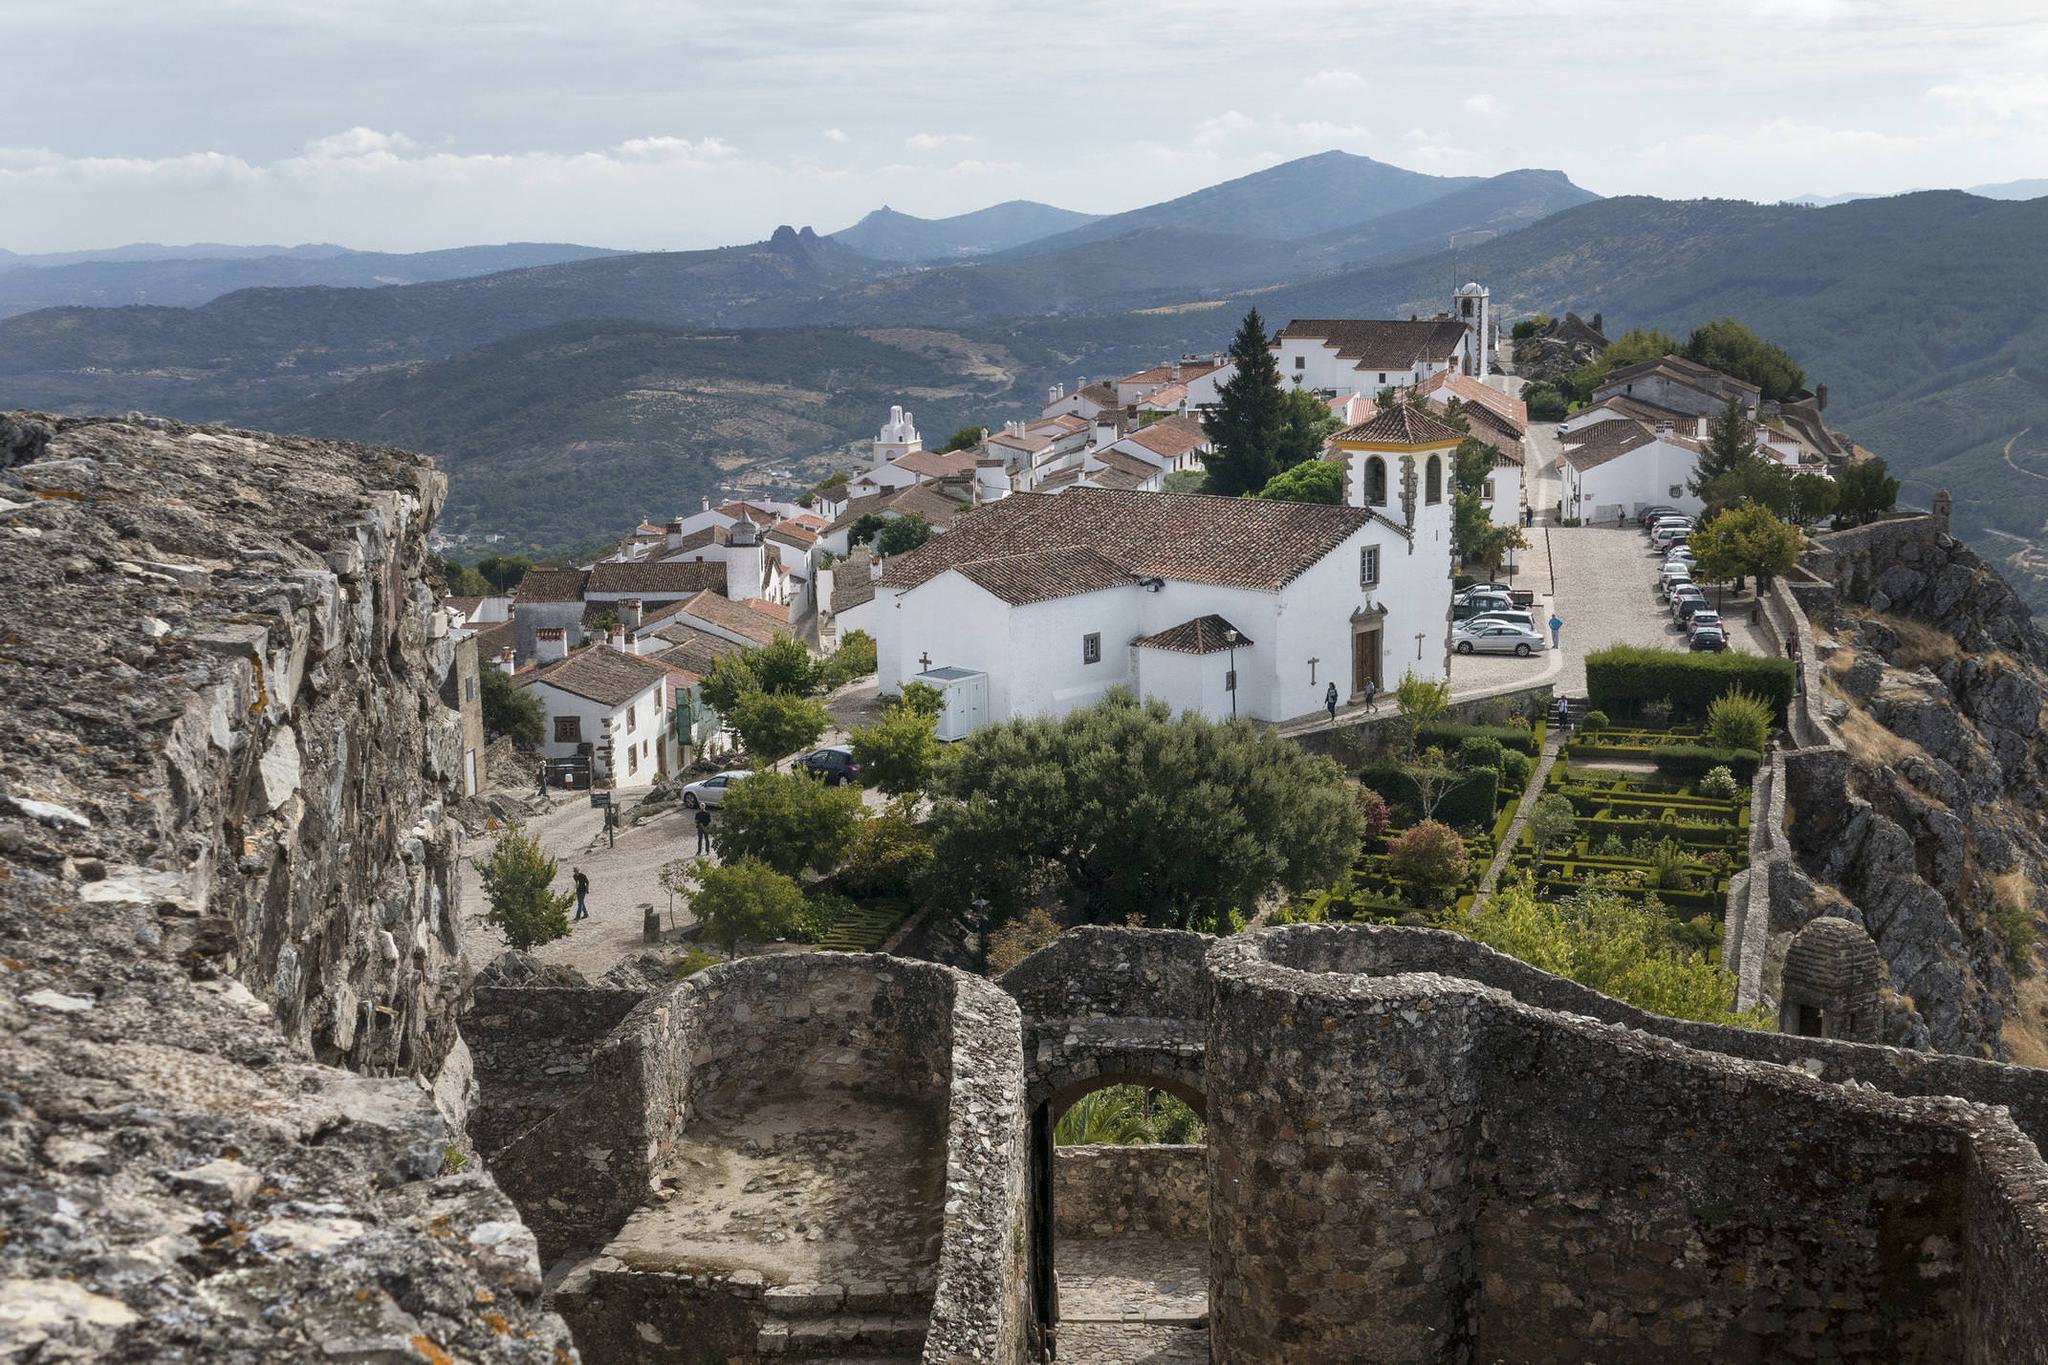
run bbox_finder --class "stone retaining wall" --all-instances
[1054,1145,1207,1240]
[463,983,644,1159]
[1204,924,2048,1364]
[1288,682,1555,762]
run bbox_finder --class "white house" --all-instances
[1557,421,1710,522]
[873,480,1451,729]
[1590,355,1761,420]
[1108,415,1211,476]
[516,642,678,789]
[1272,315,1474,398]
[1042,380,1120,422]
[1114,356,1228,412]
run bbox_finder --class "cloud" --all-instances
[1928,72,2048,120]
[1302,68,1367,92]
[303,127,415,158]
[944,158,1021,177]
[1461,94,1498,117]
[822,127,850,144]
[905,132,974,152]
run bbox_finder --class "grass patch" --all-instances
[1879,613,1960,670]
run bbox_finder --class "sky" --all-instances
[4,0,2047,254]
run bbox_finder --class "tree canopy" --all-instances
[480,667,545,747]
[1254,456,1344,505]
[876,511,934,556]
[1567,327,1681,400]
[1836,456,1900,526]
[938,425,986,453]
[1682,319,1806,402]
[1688,504,1804,591]
[1204,308,1288,495]
[692,859,806,951]
[715,769,864,877]
[727,690,829,761]
[851,697,942,795]
[927,691,1362,931]
[471,826,571,951]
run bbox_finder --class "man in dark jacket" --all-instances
[572,867,590,921]
[695,805,713,855]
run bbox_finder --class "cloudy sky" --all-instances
[5,0,2046,253]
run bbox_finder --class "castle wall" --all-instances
[1054,1145,1208,1240]
[463,982,644,1159]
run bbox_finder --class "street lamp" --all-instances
[1224,628,1240,718]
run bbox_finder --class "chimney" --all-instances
[536,628,568,665]
[609,624,626,651]
[666,519,685,549]
[1815,382,1828,412]
[869,552,884,582]
[700,496,711,513]
[1171,360,1182,382]
[496,645,517,675]
[621,598,644,629]
[1591,312,1604,335]
[726,519,764,602]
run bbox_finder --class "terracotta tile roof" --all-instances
[891,447,979,480]
[825,491,890,535]
[987,430,1054,454]
[954,546,1135,606]
[887,481,974,527]
[767,520,819,549]
[1335,405,1464,447]
[646,622,744,674]
[1077,382,1119,408]
[1594,355,1760,400]
[586,560,727,596]
[662,524,730,556]
[441,594,486,619]
[880,488,1374,595]
[1091,448,1166,481]
[1140,382,1188,409]
[717,500,782,526]
[1119,361,1224,388]
[1273,318,1470,371]
[676,589,788,646]
[1416,371,1527,432]
[832,548,877,614]
[513,567,590,603]
[470,619,516,660]
[1120,418,1208,461]
[788,510,830,531]
[517,645,670,708]
[1133,614,1251,655]
[1558,420,1659,472]
[1035,413,1090,436]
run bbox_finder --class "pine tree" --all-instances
[1689,396,1762,495]
[1203,309,1287,495]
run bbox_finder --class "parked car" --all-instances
[1648,514,1693,537]
[1651,528,1691,554]
[1453,594,1515,622]
[1674,594,1715,624]
[1690,626,1729,652]
[680,770,753,809]
[1669,587,1709,619]
[1686,609,1724,637]
[1664,545,1696,563]
[1452,621,1546,657]
[798,745,862,786]
[1637,505,1682,527]
[1463,609,1538,634]
[1657,566,1694,598]
[1457,581,1514,597]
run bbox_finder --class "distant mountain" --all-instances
[1288,168,1600,273]
[0,242,627,318]
[829,201,1101,262]
[998,151,1480,257]
[1969,178,2048,202]
[0,241,356,269]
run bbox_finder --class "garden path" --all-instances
[1470,730,1565,909]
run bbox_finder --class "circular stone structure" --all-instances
[1779,914,1883,1042]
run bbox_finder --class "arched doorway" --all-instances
[1036,1075,1210,1362]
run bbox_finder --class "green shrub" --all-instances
[1500,750,1533,787]
[1584,645,1795,721]
[715,769,864,877]
[1649,839,1693,891]
[1580,709,1609,734]
[794,890,855,943]
[1362,763,1499,830]
[1698,766,1741,800]
[1414,720,1538,755]
[1648,744,1761,781]
[693,859,806,951]
[1640,696,1676,727]
[841,806,934,897]
[1706,687,1772,752]
[470,826,573,951]
[669,948,721,979]
[1457,736,1505,771]
[818,630,877,688]
[1387,821,1469,907]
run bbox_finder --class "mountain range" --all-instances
[828,201,1102,261]
[5,150,2048,600]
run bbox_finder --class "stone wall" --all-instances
[1289,682,1554,763]
[1203,924,2048,1365]
[464,981,644,1159]
[1054,1145,1207,1240]
[0,412,568,1359]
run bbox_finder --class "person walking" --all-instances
[695,804,713,855]
[1363,675,1379,712]
[572,867,590,921]
[1547,611,1563,649]
[1324,681,1339,722]
[537,762,549,799]
[1522,503,1534,529]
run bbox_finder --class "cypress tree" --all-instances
[1203,309,1287,495]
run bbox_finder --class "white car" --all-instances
[1452,621,1546,657]
[1664,546,1696,564]
[680,770,753,809]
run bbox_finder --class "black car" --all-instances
[1689,627,1728,652]
[1674,596,1714,624]
[798,745,862,786]
[1637,505,1680,528]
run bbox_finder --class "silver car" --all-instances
[1452,621,1546,657]
[1463,609,1537,634]
[680,769,753,809]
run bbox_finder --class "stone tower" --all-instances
[1778,915,1883,1042]
[874,405,921,468]
[1454,281,1491,379]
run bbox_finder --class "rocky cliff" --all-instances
[1789,516,2048,1058]
[0,412,569,1359]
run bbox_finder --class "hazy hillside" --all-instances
[829,201,1101,262]
[255,321,1040,547]
[1288,168,1600,272]
[0,242,623,318]
[0,241,357,268]
[999,151,1480,256]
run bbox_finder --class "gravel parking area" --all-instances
[1449,525,1770,701]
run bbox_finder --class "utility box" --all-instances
[915,666,990,742]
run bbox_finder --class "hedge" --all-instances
[1565,741,1759,781]
[1583,645,1795,720]
[1359,764,1500,832]
[1413,720,1540,756]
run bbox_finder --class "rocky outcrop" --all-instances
[0,412,569,1359]
[1792,516,2048,1057]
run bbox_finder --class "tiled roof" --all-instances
[1133,614,1251,655]
[470,619,516,660]
[676,589,788,646]
[1119,360,1224,388]
[1416,371,1527,432]
[825,491,890,535]
[1273,318,1470,371]
[880,488,1373,595]
[646,621,744,675]
[1120,417,1208,461]
[441,594,485,619]
[987,430,1054,453]
[1092,447,1165,481]
[1595,355,1760,400]
[766,520,819,549]
[513,567,590,603]
[517,645,670,707]
[887,481,974,527]
[663,524,730,556]
[1334,405,1463,447]
[891,448,978,480]
[1140,382,1188,409]
[587,560,727,596]
[1036,413,1090,436]
[1077,382,1119,408]
[1558,421,1659,472]
[832,548,877,614]
[954,546,1136,606]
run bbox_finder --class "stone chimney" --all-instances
[1171,360,1182,382]
[726,518,764,602]
[869,552,884,582]
[1591,312,1604,335]
[665,519,685,549]
[1933,488,1953,534]
[620,598,643,629]
[536,628,568,665]
[608,624,626,651]
[1815,382,1829,412]
[496,646,517,675]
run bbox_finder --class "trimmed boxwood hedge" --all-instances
[1413,720,1540,756]
[1568,740,1760,781]
[1359,764,1500,831]
[1584,644,1795,720]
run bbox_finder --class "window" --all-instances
[1082,632,1102,665]
[626,704,637,733]
[1360,545,1381,589]
[463,676,477,702]
[1378,372,1387,384]
[1365,456,1388,506]
[554,716,582,744]
[628,747,638,775]
[1426,455,1443,505]
[1294,355,1305,370]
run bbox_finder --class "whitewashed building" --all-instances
[1557,422,1711,523]
[516,642,678,789]
[1272,316,1474,398]
[874,480,1451,729]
